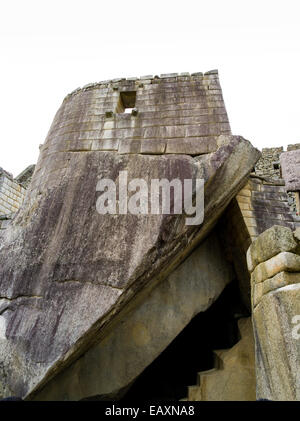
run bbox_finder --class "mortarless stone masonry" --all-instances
[0,166,35,231]
[0,71,261,400]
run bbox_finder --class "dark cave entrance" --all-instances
[121,280,249,402]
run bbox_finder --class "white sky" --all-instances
[1,0,300,177]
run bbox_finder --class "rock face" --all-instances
[247,225,300,400]
[0,72,260,399]
[280,149,300,192]
[30,231,233,400]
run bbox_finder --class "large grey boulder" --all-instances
[30,230,233,400]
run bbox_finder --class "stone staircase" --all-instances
[182,317,256,401]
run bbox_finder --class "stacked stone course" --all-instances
[0,169,26,216]
[254,147,283,180]
[32,71,231,194]
[0,166,35,231]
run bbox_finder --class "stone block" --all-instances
[140,139,166,154]
[118,139,141,154]
[241,210,254,218]
[253,271,300,307]
[251,251,300,284]
[91,139,119,151]
[247,225,298,272]
[160,73,178,78]
[247,226,259,237]
[140,75,153,80]
[238,203,249,210]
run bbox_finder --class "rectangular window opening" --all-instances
[116,91,136,113]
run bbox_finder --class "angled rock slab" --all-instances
[0,135,260,399]
[247,225,299,273]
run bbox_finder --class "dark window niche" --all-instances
[116,91,136,113]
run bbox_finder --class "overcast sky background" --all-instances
[1,0,300,177]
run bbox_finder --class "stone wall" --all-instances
[30,231,234,401]
[0,169,26,217]
[15,165,36,189]
[287,143,300,151]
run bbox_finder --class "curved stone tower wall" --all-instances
[29,71,231,196]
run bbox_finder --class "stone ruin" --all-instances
[0,71,299,401]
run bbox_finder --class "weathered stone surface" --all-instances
[248,225,300,400]
[118,138,141,154]
[0,170,27,216]
[294,227,300,242]
[15,165,35,189]
[251,251,300,284]
[30,231,233,400]
[187,317,255,401]
[247,225,299,272]
[254,147,283,181]
[280,149,300,192]
[0,71,260,399]
[166,137,218,155]
[253,271,300,307]
[0,133,259,400]
[253,284,300,400]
